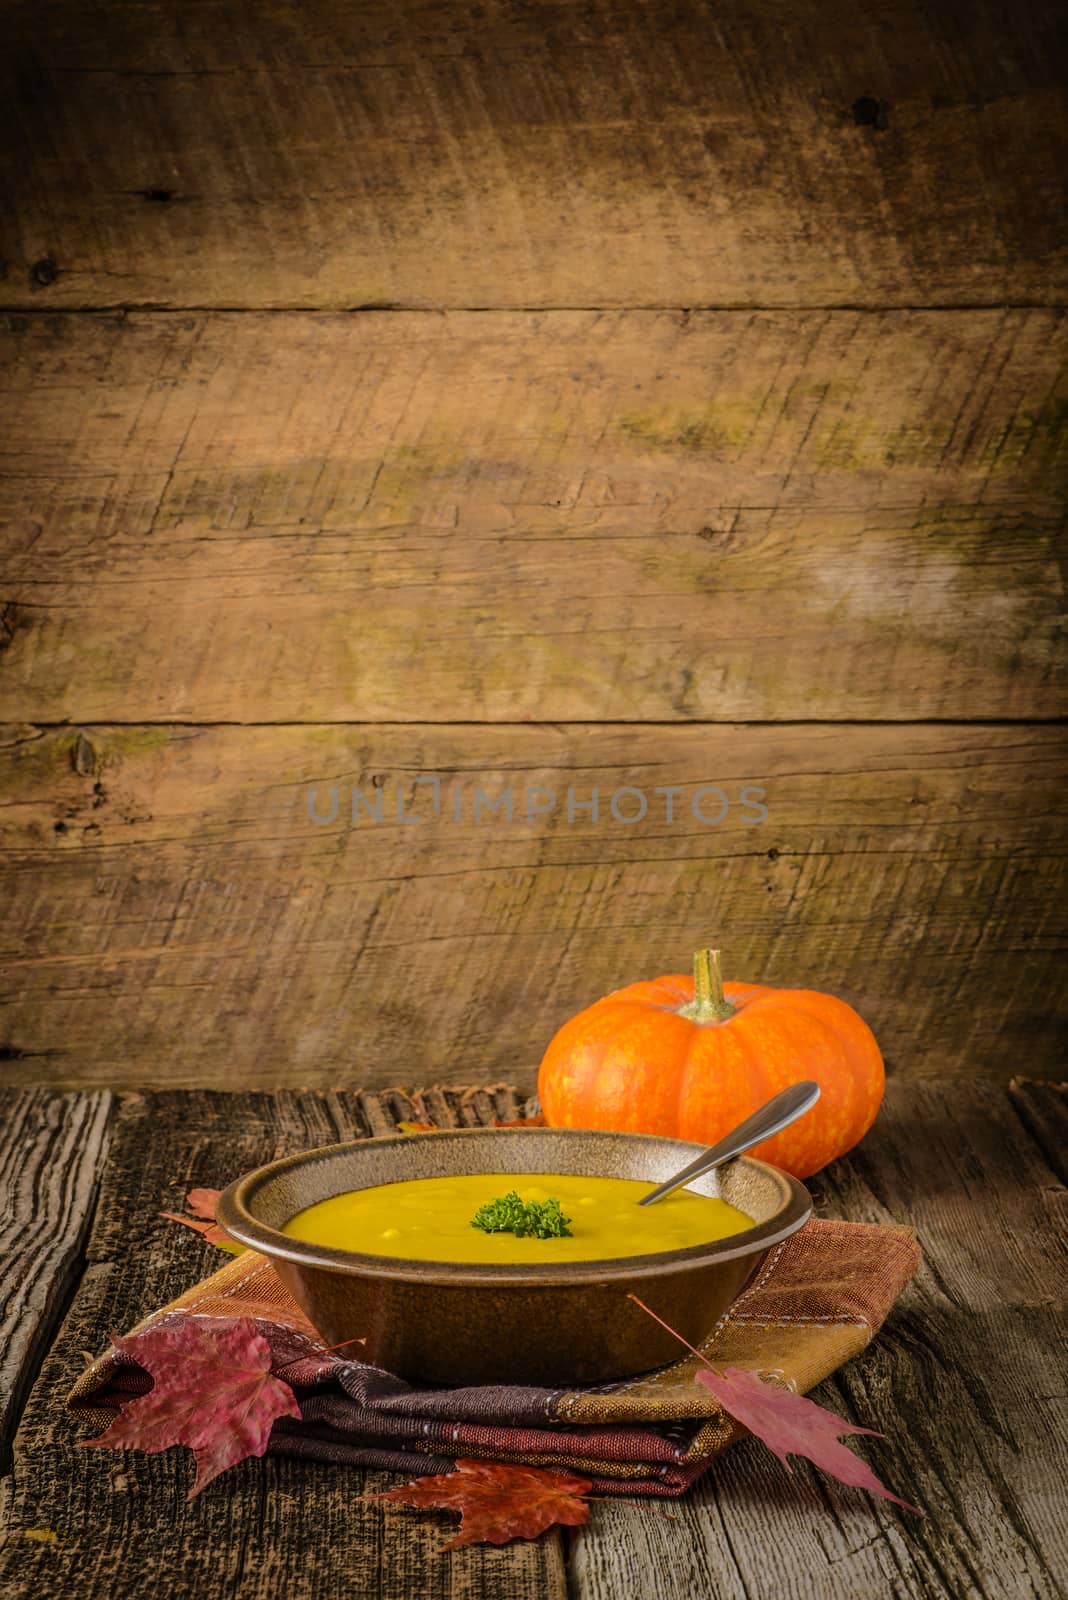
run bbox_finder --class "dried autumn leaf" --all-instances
[186,1187,223,1220]
[493,1114,548,1128]
[160,1187,240,1251]
[82,1315,301,1498]
[695,1367,922,1514]
[628,1294,921,1516]
[396,1121,438,1134]
[373,1457,592,1550]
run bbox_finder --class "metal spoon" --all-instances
[637,1080,820,1206]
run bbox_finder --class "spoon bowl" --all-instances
[639,1080,821,1207]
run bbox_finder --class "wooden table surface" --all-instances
[0,1077,1064,1599]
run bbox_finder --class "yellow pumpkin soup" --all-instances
[282,1173,753,1263]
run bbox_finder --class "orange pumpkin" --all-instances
[538,949,884,1178]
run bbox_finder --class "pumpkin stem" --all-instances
[679,948,737,1023]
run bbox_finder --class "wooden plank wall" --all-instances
[1,0,1065,1089]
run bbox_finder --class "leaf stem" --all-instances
[626,1293,721,1373]
[274,1333,367,1377]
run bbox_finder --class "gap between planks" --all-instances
[8,718,1068,730]
[3,303,1067,316]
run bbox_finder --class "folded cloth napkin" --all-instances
[68,1218,919,1496]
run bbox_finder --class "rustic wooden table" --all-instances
[0,1078,1064,1599]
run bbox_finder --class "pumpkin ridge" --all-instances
[749,988,884,1143]
[731,1016,777,1147]
[676,1015,706,1143]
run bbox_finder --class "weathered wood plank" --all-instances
[0,1089,111,1475]
[573,1306,1068,1600]
[819,1079,1068,1309]
[4,1083,1061,1598]
[1,0,1065,308]
[0,722,1064,1087]
[1008,1080,1068,1185]
[570,1078,1068,1600]
[0,1089,566,1598]
[1,309,1065,722]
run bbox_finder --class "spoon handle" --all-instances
[637,1080,821,1206]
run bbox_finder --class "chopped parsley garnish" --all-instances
[470,1191,573,1240]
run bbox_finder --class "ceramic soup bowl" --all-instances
[216,1127,811,1386]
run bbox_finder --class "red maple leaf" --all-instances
[160,1186,236,1248]
[628,1294,922,1515]
[695,1367,922,1514]
[372,1457,592,1550]
[82,1315,301,1498]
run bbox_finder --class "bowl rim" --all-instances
[216,1127,813,1286]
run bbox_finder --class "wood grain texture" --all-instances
[0,1082,1062,1599]
[0,1086,564,1599]
[1,0,1065,308]
[1,309,1066,722]
[0,721,1064,1087]
[0,1089,111,1476]
[570,1079,1068,1600]
[1008,1079,1068,1185]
